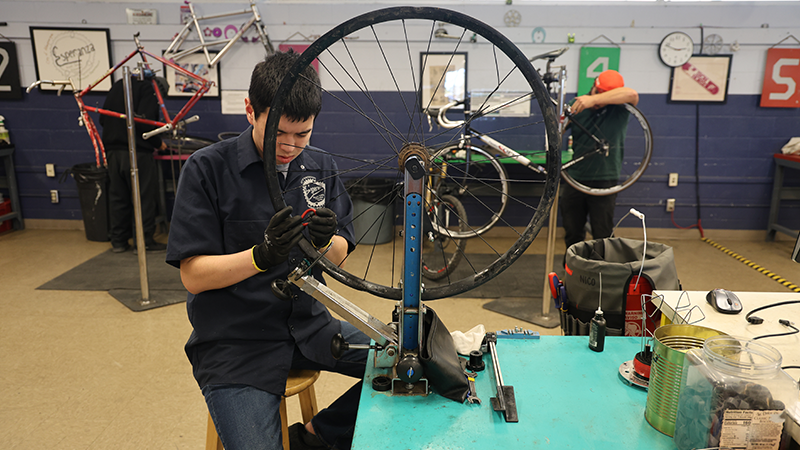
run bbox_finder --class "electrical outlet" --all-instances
[50,190,59,204]
[46,163,56,177]
[666,198,675,212]
[668,173,679,187]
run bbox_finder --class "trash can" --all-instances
[345,178,397,245]
[562,237,680,336]
[68,163,110,242]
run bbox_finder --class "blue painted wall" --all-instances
[3,1,800,232]
[3,89,799,230]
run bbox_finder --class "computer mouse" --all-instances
[706,289,743,314]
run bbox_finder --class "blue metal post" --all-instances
[401,155,424,351]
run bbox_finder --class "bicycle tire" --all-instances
[421,195,468,281]
[429,144,509,239]
[561,103,652,196]
[263,6,560,300]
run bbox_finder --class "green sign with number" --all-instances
[577,47,621,96]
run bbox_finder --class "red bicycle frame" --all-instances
[28,34,212,167]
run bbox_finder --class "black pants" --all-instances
[560,180,618,252]
[107,150,158,246]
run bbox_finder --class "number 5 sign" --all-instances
[760,48,800,108]
[577,47,620,96]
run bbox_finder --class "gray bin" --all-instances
[346,178,396,245]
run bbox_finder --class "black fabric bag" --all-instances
[563,237,680,335]
[419,307,470,403]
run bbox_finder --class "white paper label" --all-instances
[126,8,158,25]
[720,410,784,450]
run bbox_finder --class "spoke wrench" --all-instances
[466,371,481,404]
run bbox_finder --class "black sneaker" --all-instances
[133,241,167,254]
[288,422,327,449]
[111,243,131,253]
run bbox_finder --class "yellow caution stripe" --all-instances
[700,237,800,292]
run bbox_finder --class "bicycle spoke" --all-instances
[264,7,560,300]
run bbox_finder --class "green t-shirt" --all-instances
[566,102,630,182]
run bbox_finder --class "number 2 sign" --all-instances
[0,42,22,100]
[760,48,800,108]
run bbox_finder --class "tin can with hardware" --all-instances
[645,324,727,437]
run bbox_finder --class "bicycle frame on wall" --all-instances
[27,34,212,167]
[163,0,274,68]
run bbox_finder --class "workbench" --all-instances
[652,290,800,444]
[0,146,24,231]
[353,336,674,449]
[766,153,800,241]
[652,290,800,368]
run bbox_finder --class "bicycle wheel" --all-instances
[422,194,468,281]
[263,6,560,300]
[561,103,652,196]
[429,144,508,239]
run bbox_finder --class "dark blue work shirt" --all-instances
[166,126,355,395]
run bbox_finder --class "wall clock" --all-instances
[659,31,694,67]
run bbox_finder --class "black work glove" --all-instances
[307,207,337,249]
[252,206,304,271]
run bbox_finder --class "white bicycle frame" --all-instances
[163,1,274,67]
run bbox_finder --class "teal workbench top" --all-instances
[353,336,675,449]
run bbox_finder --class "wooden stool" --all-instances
[205,369,321,450]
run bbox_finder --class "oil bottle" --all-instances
[588,307,606,352]
[589,272,606,352]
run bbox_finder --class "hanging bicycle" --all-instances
[163,0,274,67]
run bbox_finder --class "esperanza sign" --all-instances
[29,27,113,92]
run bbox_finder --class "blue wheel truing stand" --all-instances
[395,151,427,389]
[286,149,431,394]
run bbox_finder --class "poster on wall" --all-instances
[760,48,800,108]
[164,51,220,97]
[419,52,466,112]
[29,27,113,92]
[0,42,23,99]
[577,47,620,96]
[669,55,731,103]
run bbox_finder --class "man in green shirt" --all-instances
[561,70,639,252]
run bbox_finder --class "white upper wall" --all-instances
[3,1,798,95]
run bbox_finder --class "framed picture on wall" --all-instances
[420,52,467,112]
[163,51,220,97]
[29,27,113,92]
[669,55,732,103]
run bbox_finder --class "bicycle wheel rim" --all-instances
[421,194,468,281]
[263,6,560,300]
[561,103,652,196]
[429,144,509,239]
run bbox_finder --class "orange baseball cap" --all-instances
[594,70,624,93]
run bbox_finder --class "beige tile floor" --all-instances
[1,226,798,449]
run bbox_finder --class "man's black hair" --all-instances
[248,49,321,121]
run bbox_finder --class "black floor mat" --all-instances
[425,253,565,327]
[37,249,186,311]
[425,253,565,297]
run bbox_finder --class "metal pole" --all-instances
[122,66,150,303]
[541,185,560,316]
[526,184,560,328]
